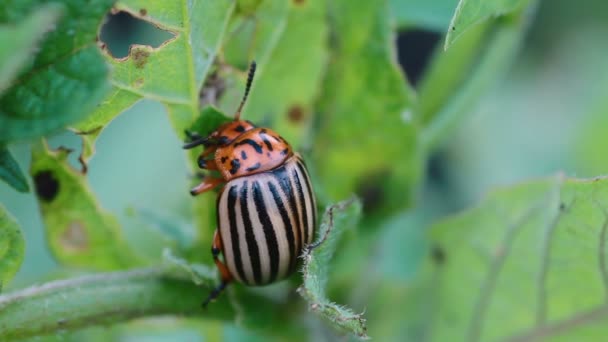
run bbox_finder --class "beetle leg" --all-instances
[190,177,223,196]
[203,229,232,307]
[183,131,209,149]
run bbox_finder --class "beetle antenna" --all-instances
[234,61,256,120]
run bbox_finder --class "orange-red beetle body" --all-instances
[184,62,316,306]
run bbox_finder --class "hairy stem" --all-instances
[0,268,235,340]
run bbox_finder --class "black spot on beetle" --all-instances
[235,125,246,133]
[260,128,267,134]
[280,148,289,156]
[230,159,241,175]
[34,170,59,202]
[246,162,261,172]
[262,138,273,151]
[221,156,228,164]
[235,139,263,154]
[431,245,446,265]
[241,150,248,160]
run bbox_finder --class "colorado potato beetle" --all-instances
[184,62,317,306]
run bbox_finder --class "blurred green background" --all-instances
[2,0,608,340]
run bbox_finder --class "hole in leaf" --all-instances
[34,170,59,202]
[395,29,441,87]
[99,11,175,58]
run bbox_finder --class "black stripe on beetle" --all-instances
[230,159,241,175]
[252,181,280,282]
[296,159,316,239]
[292,168,309,245]
[276,167,301,270]
[240,181,262,284]
[227,185,247,282]
[234,125,246,132]
[267,180,296,273]
[221,156,228,164]
[235,139,263,154]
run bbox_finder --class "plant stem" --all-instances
[0,268,234,340]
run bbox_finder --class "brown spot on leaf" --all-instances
[131,47,150,68]
[60,221,89,252]
[34,170,59,202]
[293,0,306,4]
[139,8,147,16]
[134,77,144,88]
[287,105,305,123]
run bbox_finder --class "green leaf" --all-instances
[299,197,368,339]
[389,0,459,31]
[0,146,29,193]
[29,142,138,270]
[313,0,421,217]
[0,3,62,94]
[415,175,608,341]
[445,0,530,48]
[0,0,113,144]
[83,0,236,136]
[0,205,24,290]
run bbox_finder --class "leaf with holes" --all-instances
[299,197,368,339]
[0,0,113,144]
[30,142,138,270]
[411,175,608,341]
[0,205,24,290]
[445,0,532,48]
[78,0,236,141]
[0,147,29,193]
[312,0,420,218]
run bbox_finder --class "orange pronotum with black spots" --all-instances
[184,61,316,307]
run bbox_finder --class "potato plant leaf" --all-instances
[0,205,24,291]
[30,142,138,270]
[76,0,236,140]
[0,147,29,193]
[414,175,608,341]
[313,0,420,218]
[299,197,368,339]
[0,0,113,144]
